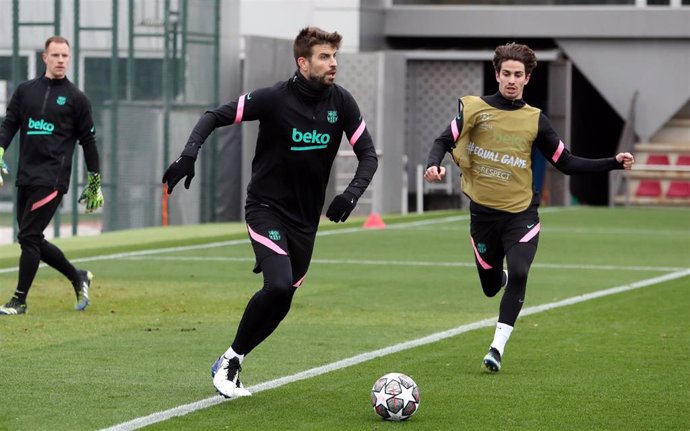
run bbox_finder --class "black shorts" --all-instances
[245,206,316,287]
[469,202,540,270]
[16,186,64,244]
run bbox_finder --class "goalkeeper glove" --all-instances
[162,156,195,194]
[78,172,104,213]
[326,191,357,223]
[0,148,9,187]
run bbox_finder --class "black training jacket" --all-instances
[0,75,97,192]
[181,71,378,230]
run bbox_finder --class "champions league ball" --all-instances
[370,372,420,421]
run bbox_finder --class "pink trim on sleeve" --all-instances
[293,273,307,288]
[31,190,59,211]
[246,224,287,255]
[233,94,246,125]
[551,141,565,163]
[519,223,541,243]
[470,236,493,270]
[348,120,366,146]
[450,118,460,141]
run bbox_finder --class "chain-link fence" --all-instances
[0,0,222,241]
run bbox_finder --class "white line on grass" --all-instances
[0,207,570,275]
[100,269,689,431]
[117,255,689,273]
[412,225,690,236]
[0,239,250,274]
[0,216,473,275]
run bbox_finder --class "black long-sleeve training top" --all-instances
[181,71,378,229]
[427,92,623,212]
[0,75,99,192]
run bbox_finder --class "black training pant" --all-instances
[14,186,78,301]
[231,206,316,355]
[469,202,540,326]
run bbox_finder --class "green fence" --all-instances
[0,0,220,241]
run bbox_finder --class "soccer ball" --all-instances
[370,372,420,421]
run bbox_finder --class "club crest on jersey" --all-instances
[327,110,338,124]
[477,112,491,130]
[268,230,281,241]
[56,96,67,106]
[477,243,487,254]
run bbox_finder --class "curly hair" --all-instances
[293,27,342,64]
[492,43,537,76]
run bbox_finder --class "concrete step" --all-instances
[635,142,690,153]
[651,123,690,143]
[667,118,690,128]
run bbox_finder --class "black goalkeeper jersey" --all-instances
[182,71,378,230]
[0,75,97,192]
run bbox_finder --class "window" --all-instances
[84,57,128,104]
[0,56,30,89]
[84,57,182,104]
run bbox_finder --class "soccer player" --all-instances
[162,27,378,398]
[0,36,104,316]
[424,42,634,373]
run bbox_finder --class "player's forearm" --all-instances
[181,112,218,159]
[0,93,21,149]
[426,127,455,168]
[0,119,19,150]
[82,141,100,173]
[427,139,449,168]
[537,117,622,174]
[555,153,622,174]
[345,144,378,199]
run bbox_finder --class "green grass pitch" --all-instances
[0,207,687,430]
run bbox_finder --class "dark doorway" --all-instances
[569,65,623,205]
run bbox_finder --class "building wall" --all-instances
[2,1,689,220]
[239,0,362,52]
[383,5,690,141]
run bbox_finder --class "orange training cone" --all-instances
[363,212,386,229]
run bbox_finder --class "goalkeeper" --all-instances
[163,27,378,399]
[0,36,103,316]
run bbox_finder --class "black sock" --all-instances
[40,241,78,288]
[232,287,293,355]
[14,247,41,303]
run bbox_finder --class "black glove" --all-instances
[162,156,195,194]
[326,192,357,223]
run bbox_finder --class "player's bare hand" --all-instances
[424,165,446,182]
[616,152,634,170]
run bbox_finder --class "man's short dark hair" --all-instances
[293,27,342,65]
[493,43,537,76]
[45,36,70,51]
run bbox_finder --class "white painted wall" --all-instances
[0,0,362,56]
[239,0,361,52]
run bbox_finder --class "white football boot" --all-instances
[212,355,252,398]
[482,347,502,373]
